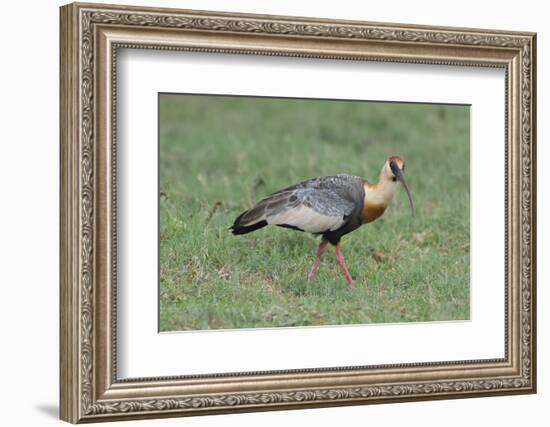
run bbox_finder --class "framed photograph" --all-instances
[60,2,537,423]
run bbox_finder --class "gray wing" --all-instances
[237,175,363,234]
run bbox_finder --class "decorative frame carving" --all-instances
[60,2,536,423]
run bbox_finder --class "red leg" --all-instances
[308,239,329,281]
[335,242,354,285]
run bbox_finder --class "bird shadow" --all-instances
[35,403,58,419]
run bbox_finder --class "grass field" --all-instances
[159,94,470,331]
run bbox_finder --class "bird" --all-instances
[230,156,414,285]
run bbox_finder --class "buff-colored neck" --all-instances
[365,167,399,206]
[360,166,399,224]
[368,181,398,205]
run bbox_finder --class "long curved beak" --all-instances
[395,169,414,216]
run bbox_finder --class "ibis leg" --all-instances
[335,242,354,285]
[308,239,329,281]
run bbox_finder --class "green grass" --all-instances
[159,94,470,331]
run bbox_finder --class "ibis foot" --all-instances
[308,239,329,281]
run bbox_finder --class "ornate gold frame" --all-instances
[60,2,536,423]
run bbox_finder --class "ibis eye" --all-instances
[389,160,400,177]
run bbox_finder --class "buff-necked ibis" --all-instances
[230,156,414,285]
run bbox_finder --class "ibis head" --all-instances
[362,156,414,223]
[387,156,414,215]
